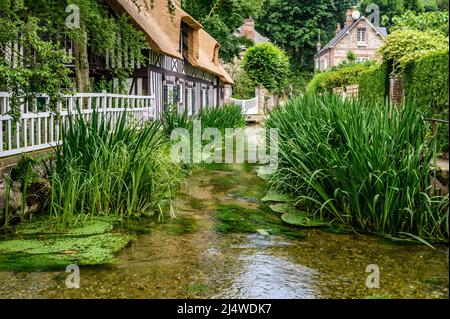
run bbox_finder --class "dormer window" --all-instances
[180,22,191,60]
[357,28,366,46]
[213,44,220,65]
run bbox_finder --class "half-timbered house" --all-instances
[106,0,233,117]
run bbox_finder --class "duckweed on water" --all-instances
[214,204,305,238]
[0,216,134,271]
[14,217,116,237]
[0,233,134,271]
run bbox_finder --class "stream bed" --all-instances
[0,127,448,299]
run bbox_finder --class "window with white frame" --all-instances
[201,88,207,108]
[356,56,369,63]
[357,28,366,45]
[185,87,193,115]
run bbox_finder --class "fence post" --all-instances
[102,90,108,121]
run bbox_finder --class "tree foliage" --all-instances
[182,0,265,62]
[0,1,72,121]
[0,0,150,119]
[256,0,355,70]
[358,0,447,26]
[391,10,449,35]
[242,43,290,93]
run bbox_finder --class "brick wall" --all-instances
[389,76,403,106]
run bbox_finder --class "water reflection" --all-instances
[216,235,319,299]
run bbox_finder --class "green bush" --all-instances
[321,62,374,92]
[305,72,329,94]
[198,104,246,133]
[162,104,245,137]
[266,94,448,242]
[358,62,389,105]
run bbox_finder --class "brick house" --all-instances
[314,9,387,71]
[234,17,270,45]
[234,17,270,57]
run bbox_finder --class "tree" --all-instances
[242,42,290,93]
[358,0,444,27]
[256,0,355,70]
[0,1,72,121]
[391,10,449,35]
[182,0,265,62]
[379,29,449,73]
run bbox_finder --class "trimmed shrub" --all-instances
[358,62,389,105]
[306,62,374,94]
[404,50,449,153]
[404,50,449,115]
[305,72,329,94]
[242,43,290,93]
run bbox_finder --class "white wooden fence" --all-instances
[230,97,259,115]
[0,92,156,158]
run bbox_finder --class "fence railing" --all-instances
[230,97,259,115]
[0,91,156,158]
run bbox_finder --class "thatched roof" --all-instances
[106,0,233,84]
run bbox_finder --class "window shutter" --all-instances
[163,84,169,111]
[192,88,196,114]
[173,84,179,104]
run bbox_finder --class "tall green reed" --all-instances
[266,94,448,242]
[48,108,185,226]
[162,104,245,137]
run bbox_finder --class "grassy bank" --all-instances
[265,94,448,242]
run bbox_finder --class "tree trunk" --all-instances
[73,30,90,93]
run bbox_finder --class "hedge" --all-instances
[403,50,449,117]
[404,50,449,153]
[306,62,374,94]
[358,62,389,106]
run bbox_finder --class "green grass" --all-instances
[265,94,449,242]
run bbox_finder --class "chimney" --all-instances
[242,17,255,40]
[336,23,342,35]
[346,9,354,27]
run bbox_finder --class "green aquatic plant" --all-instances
[48,107,186,226]
[265,94,449,242]
[0,233,134,271]
[214,204,305,238]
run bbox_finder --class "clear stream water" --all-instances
[0,128,448,299]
